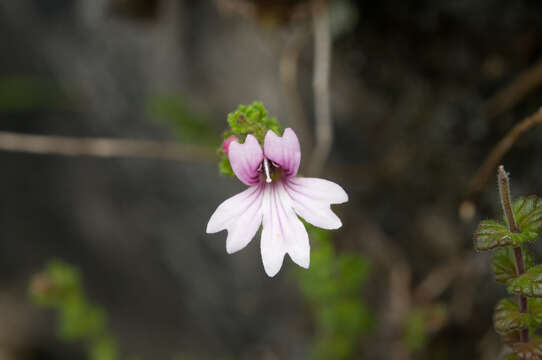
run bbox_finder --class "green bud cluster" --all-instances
[474,169,542,359]
[218,101,283,177]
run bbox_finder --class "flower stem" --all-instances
[497,165,529,343]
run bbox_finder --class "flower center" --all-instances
[259,158,281,183]
[263,158,272,183]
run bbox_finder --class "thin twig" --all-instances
[484,58,542,120]
[0,131,216,162]
[308,0,332,176]
[280,25,313,160]
[466,106,542,201]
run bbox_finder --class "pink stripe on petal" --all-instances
[260,182,309,277]
[229,135,264,186]
[263,128,301,178]
[206,185,262,234]
[284,177,347,230]
[287,177,348,204]
[226,186,264,254]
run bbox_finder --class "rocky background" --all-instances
[1,0,542,359]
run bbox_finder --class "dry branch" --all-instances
[0,131,216,163]
[466,106,542,201]
[308,0,332,176]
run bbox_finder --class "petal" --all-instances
[260,182,310,277]
[263,128,301,178]
[206,185,264,254]
[284,177,348,230]
[229,135,264,186]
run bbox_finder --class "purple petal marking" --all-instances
[229,134,264,186]
[260,182,310,277]
[206,184,264,254]
[263,128,301,178]
[284,177,348,230]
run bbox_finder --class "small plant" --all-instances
[296,225,371,360]
[29,260,119,360]
[474,166,542,359]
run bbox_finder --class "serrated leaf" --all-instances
[529,298,542,327]
[512,196,542,241]
[474,221,515,251]
[512,336,542,360]
[494,299,529,334]
[508,265,542,297]
[502,330,521,346]
[493,247,534,283]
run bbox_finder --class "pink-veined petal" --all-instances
[206,185,264,254]
[260,182,310,277]
[263,128,301,178]
[229,135,264,186]
[284,177,348,230]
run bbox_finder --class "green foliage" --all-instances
[403,305,447,352]
[219,101,283,177]
[475,197,542,251]
[512,337,542,360]
[508,265,542,298]
[509,197,542,242]
[494,299,530,335]
[492,246,534,284]
[147,94,218,147]
[475,220,533,251]
[474,169,542,359]
[29,260,118,360]
[529,298,542,327]
[0,76,68,112]
[296,225,372,360]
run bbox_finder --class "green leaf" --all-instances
[474,221,514,251]
[508,265,542,297]
[502,330,521,346]
[529,298,542,327]
[492,247,534,284]
[475,219,538,251]
[512,197,542,241]
[512,336,542,360]
[493,299,529,334]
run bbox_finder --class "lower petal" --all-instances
[260,183,310,277]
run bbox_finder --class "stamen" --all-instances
[263,158,272,183]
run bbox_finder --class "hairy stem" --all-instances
[498,165,529,343]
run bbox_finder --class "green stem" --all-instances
[498,165,529,343]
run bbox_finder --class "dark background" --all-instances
[1,0,542,359]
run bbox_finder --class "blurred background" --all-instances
[2,0,542,359]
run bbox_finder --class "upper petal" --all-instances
[207,185,264,254]
[260,182,310,277]
[263,128,301,178]
[229,135,264,186]
[284,177,348,230]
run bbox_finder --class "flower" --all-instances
[206,128,348,277]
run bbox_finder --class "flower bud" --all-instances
[221,136,238,155]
